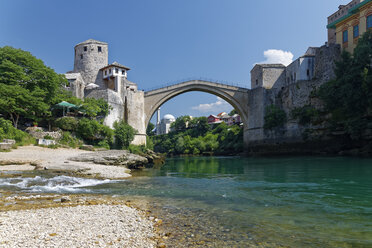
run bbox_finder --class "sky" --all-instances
[0,0,351,123]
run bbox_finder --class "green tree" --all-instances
[263,105,287,130]
[80,98,111,118]
[146,122,155,136]
[0,46,65,104]
[0,84,49,127]
[113,120,137,149]
[318,30,372,139]
[172,115,191,131]
[0,46,67,127]
[229,109,238,116]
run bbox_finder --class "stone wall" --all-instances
[86,89,124,129]
[121,79,146,145]
[26,127,62,140]
[314,44,340,82]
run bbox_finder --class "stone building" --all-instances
[65,39,146,145]
[251,47,316,90]
[327,0,372,53]
[327,0,362,45]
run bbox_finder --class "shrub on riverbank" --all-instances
[76,118,113,147]
[113,120,137,149]
[0,118,35,146]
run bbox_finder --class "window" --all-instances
[307,69,310,76]
[255,79,258,86]
[368,15,372,29]
[109,69,111,74]
[105,70,107,76]
[122,70,125,75]
[98,46,102,52]
[84,46,87,52]
[343,30,348,43]
[353,25,359,38]
[115,68,118,73]
[80,54,83,59]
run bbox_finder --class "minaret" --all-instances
[156,108,161,135]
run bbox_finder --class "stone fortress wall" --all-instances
[244,43,341,151]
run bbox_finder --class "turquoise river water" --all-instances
[1,156,372,247]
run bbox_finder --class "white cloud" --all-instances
[257,49,294,66]
[191,97,231,113]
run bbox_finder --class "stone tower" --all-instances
[73,39,108,87]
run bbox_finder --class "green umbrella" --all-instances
[54,101,77,116]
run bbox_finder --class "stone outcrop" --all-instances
[68,150,149,169]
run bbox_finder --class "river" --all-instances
[1,156,372,247]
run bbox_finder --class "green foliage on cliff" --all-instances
[151,116,243,155]
[113,120,137,149]
[291,105,320,125]
[263,105,287,130]
[318,30,372,139]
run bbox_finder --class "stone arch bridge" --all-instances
[143,80,261,147]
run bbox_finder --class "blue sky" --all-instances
[0,0,350,123]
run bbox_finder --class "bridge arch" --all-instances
[144,80,249,127]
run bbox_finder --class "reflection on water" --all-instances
[1,156,372,247]
[129,156,372,247]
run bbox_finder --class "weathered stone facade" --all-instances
[65,39,146,145]
[245,44,341,151]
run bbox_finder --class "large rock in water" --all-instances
[68,150,148,169]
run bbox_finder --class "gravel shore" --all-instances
[0,204,156,248]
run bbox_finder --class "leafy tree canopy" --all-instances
[0,46,66,104]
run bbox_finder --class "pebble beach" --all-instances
[0,204,156,248]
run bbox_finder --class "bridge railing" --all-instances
[140,77,249,92]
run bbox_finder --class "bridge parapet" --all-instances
[144,78,249,95]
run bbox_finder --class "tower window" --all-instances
[115,68,118,74]
[109,69,111,74]
[255,79,258,86]
[84,46,87,52]
[122,70,125,75]
[98,46,102,52]
[307,69,310,76]
[80,54,83,59]
[105,70,107,76]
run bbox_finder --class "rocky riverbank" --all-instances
[0,146,164,179]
